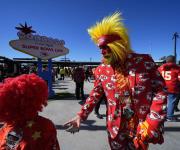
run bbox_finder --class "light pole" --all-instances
[172,32,179,63]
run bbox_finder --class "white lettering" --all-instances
[17,32,65,46]
[162,71,171,80]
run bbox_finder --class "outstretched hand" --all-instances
[63,115,81,134]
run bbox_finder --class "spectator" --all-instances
[73,66,85,100]
[94,94,107,119]
[59,67,65,80]
[0,74,60,149]
[85,68,91,82]
[158,55,180,121]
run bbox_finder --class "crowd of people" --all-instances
[0,12,179,150]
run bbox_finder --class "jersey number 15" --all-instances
[162,71,171,80]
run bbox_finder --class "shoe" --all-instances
[95,113,103,119]
[81,96,85,100]
[174,107,180,112]
[166,117,178,122]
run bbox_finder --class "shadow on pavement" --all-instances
[164,126,180,132]
[174,114,180,117]
[48,92,76,101]
[53,87,68,90]
[53,83,68,86]
[56,119,106,131]
[49,92,90,101]
[79,125,106,131]
[55,124,106,131]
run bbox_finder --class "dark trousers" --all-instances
[175,94,180,109]
[61,74,64,80]
[75,82,84,99]
[94,95,107,114]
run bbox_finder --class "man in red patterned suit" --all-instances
[158,55,180,121]
[64,12,167,150]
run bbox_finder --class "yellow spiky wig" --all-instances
[88,12,133,66]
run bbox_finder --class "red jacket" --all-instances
[78,53,167,139]
[158,63,180,94]
[0,116,60,150]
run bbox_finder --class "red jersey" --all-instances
[0,116,60,150]
[158,63,180,94]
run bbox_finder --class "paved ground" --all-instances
[40,78,180,150]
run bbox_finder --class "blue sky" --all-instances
[0,0,180,62]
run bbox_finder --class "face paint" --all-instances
[99,45,112,64]
[100,46,110,56]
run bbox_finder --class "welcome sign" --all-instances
[9,24,69,60]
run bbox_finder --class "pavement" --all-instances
[40,78,180,150]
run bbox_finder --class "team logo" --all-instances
[144,62,155,70]
[112,126,119,135]
[111,75,116,82]
[6,130,23,149]
[139,105,149,115]
[134,57,143,64]
[146,92,152,102]
[106,83,115,90]
[100,75,107,81]
[108,99,116,106]
[149,111,163,120]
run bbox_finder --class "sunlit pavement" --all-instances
[40,78,180,150]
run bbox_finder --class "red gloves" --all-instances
[133,121,164,150]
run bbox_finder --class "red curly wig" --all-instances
[0,74,48,124]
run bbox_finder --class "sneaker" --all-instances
[166,117,178,122]
[76,96,80,100]
[81,96,85,100]
[95,113,103,119]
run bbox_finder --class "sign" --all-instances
[9,32,69,60]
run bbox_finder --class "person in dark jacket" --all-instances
[73,66,85,100]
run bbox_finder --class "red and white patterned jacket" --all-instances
[78,53,167,139]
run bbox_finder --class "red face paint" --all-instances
[101,49,107,55]
[100,46,111,55]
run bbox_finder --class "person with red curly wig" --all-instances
[0,74,60,150]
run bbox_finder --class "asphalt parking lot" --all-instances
[40,78,180,150]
